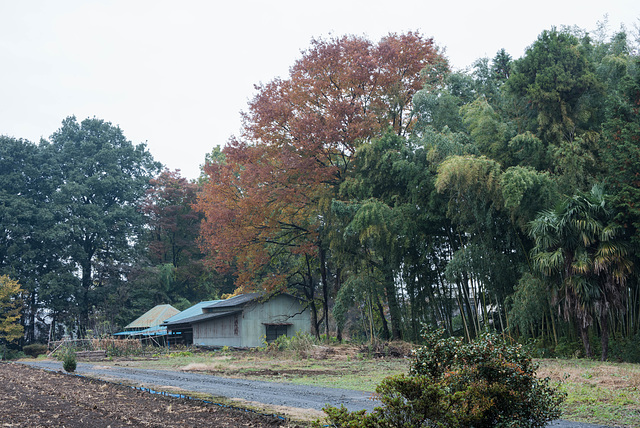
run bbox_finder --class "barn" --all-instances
[159,300,221,345]
[113,304,180,344]
[163,293,311,348]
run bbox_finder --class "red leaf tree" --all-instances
[197,32,447,337]
[141,169,210,302]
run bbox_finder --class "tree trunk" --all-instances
[304,255,321,338]
[309,300,320,338]
[549,299,558,346]
[376,297,390,340]
[79,257,92,338]
[319,246,330,341]
[26,292,36,344]
[383,268,402,340]
[334,267,342,342]
[600,306,609,361]
[578,321,592,358]
[49,315,56,345]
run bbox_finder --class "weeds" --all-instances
[260,331,319,357]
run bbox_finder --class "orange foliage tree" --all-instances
[196,32,447,337]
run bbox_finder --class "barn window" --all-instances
[265,324,288,342]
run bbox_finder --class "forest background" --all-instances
[1,21,640,362]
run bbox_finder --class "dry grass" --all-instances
[537,359,640,427]
[537,359,640,390]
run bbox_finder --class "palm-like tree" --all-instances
[530,184,632,360]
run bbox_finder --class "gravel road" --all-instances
[20,360,377,413]
[20,360,610,427]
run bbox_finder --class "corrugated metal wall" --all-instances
[193,313,242,347]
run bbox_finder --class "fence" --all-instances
[48,337,149,358]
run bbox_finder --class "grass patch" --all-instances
[95,346,640,426]
[536,359,640,427]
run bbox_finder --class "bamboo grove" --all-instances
[1,24,639,361]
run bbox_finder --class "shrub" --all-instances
[316,329,565,428]
[62,350,77,372]
[608,332,640,363]
[0,344,25,361]
[554,339,582,358]
[23,343,48,358]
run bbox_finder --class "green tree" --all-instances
[530,185,633,360]
[48,117,160,336]
[491,48,512,83]
[461,98,510,165]
[413,72,475,134]
[507,28,600,146]
[0,136,73,342]
[599,47,640,245]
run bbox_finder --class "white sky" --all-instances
[1,1,639,180]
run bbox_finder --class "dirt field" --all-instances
[0,362,287,427]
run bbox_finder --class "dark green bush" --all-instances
[0,344,25,361]
[62,350,77,372]
[23,343,48,358]
[554,338,582,358]
[608,333,640,363]
[316,329,565,428]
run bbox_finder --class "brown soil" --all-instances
[0,362,288,427]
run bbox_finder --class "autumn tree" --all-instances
[130,169,229,313]
[0,275,24,346]
[197,32,446,338]
[144,170,203,291]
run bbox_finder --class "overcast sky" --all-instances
[1,1,639,179]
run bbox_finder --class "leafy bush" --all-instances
[608,332,640,363]
[0,344,25,360]
[23,343,48,358]
[62,350,77,372]
[554,339,583,358]
[316,329,565,428]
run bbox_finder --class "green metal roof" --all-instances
[164,310,241,327]
[124,304,180,330]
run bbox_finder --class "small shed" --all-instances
[164,293,311,348]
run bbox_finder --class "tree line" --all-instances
[0,118,234,345]
[1,23,639,361]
